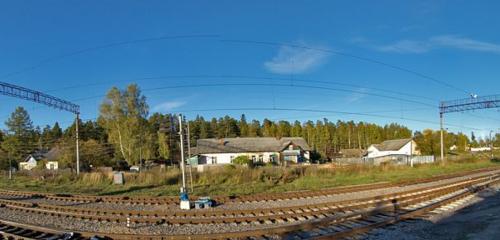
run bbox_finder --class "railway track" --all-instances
[1,166,497,206]
[0,168,498,239]
[0,173,494,225]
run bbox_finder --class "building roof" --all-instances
[194,137,311,154]
[43,147,61,161]
[23,148,60,162]
[339,148,367,157]
[371,138,413,151]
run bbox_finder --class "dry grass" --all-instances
[1,156,499,196]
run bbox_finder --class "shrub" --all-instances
[232,156,253,167]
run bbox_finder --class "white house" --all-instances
[366,138,420,159]
[193,137,311,165]
[19,155,39,170]
[19,148,59,171]
[471,147,491,152]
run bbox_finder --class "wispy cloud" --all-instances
[346,88,369,103]
[377,40,431,53]
[152,100,186,112]
[264,42,329,74]
[375,35,500,54]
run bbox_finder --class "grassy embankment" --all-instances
[1,155,499,197]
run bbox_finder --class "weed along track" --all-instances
[0,169,499,239]
[0,166,496,207]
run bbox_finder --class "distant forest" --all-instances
[0,84,496,170]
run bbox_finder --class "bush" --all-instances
[232,156,253,167]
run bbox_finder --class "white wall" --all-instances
[199,152,280,165]
[367,141,420,158]
[19,157,37,170]
[45,161,58,170]
[471,147,491,152]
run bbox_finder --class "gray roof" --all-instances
[372,138,412,151]
[24,148,60,162]
[43,147,61,161]
[339,148,367,157]
[194,137,311,154]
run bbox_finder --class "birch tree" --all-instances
[98,84,150,165]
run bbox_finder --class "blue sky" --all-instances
[1,0,499,138]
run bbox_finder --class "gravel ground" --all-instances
[0,170,499,236]
[363,183,500,240]
[0,207,300,235]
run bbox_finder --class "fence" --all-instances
[407,156,435,165]
[334,155,435,166]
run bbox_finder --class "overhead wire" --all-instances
[221,39,470,95]
[1,34,494,133]
[0,34,220,81]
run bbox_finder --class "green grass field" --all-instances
[1,157,499,197]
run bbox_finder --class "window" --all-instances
[251,155,256,162]
[258,155,264,162]
[213,156,217,164]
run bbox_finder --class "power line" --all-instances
[222,39,470,95]
[0,34,220,81]
[43,74,437,102]
[9,81,435,119]
[171,107,483,130]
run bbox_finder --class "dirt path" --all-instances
[365,186,500,240]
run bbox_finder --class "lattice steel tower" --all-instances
[0,81,81,174]
[439,94,500,161]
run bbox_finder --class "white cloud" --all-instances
[346,88,369,103]
[375,35,500,54]
[152,100,186,112]
[430,35,500,53]
[264,43,329,74]
[376,40,431,53]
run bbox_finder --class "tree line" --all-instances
[0,84,497,170]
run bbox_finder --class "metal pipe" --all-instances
[76,113,80,175]
[178,115,187,192]
[8,152,12,180]
[440,112,445,163]
[490,130,494,159]
[186,121,194,193]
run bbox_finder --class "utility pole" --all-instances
[76,114,80,175]
[440,112,445,164]
[186,120,194,193]
[8,152,12,180]
[178,115,187,192]
[410,139,413,167]
[490,130,494,159]
[139,133,143,172]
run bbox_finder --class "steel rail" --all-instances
[0,174,496,234]
[0,173,492,223]
[1,167,497,206]
[0,175,498,239]
[310,178,499,239]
